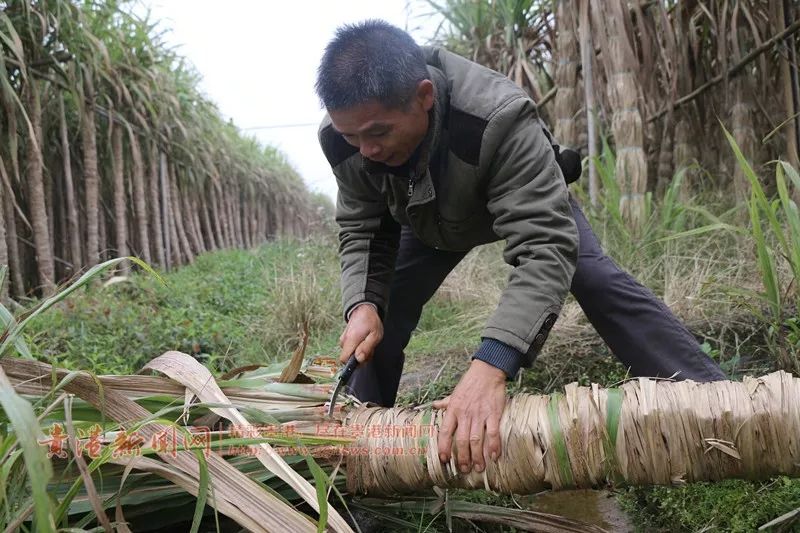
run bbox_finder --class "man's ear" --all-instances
[416,79,434,112]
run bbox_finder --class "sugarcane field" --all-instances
[2,0,800,531]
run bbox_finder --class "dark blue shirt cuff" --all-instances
[472,338,523,379]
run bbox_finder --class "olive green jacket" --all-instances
[318,46,578,364]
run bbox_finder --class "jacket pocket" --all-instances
[437,210,497,250]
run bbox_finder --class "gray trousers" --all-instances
[349,196,727,407]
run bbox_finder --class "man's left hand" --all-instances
[433,359,507,474]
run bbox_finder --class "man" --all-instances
[315,20,725,476]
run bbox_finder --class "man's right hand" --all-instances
[339,304,383,364]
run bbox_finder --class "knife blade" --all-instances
[326,353,359,417]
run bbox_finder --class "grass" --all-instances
[24,237,343,375]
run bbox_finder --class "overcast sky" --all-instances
[139,1,443,201]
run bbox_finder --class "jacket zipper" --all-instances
[407,172,416,198]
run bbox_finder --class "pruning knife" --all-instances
[326,354,358,417]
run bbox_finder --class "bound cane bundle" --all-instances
[344,371,800,495]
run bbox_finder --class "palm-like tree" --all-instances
[0,0,321,296]
[428,0,800,226]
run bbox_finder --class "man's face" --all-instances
[328,80,434,168]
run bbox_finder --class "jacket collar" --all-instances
[362,66,449,178]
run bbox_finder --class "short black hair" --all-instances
[315,19,429,110]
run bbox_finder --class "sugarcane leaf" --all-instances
[278,322,308,383]
[304,454,329,533]
[723,123,789,254]
[0,367,55,532]
[653,222,742,244]
[749,192,781,316]
[444,498,607,532]
[63,396,113,531]
[0,11,26,71]
[107,455,266,532]
[15,356,318,532]
[189,449,209,533]
[774,163,800,286]
[143,351,353,532]
[0,298,32,359]
[0,447,23,510]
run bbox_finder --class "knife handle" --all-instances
[339,354,359,384]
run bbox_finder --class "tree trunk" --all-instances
[208,180,225,248]
[237,189,246,248]
[128,130,151,264]
[554,0,581,150]
[45,150,55,265]
[267,195,277,239]
[81,75,101,267]
[242,188,252,248]
[51,155,65,281]
[578,0,598,206]
[249,193,258,247]
[24,80,55,295]
[218,183,232,247]
[256,199,265,244]
[595,0,647,228]
[192,195,206,253]
[774,1,800,171]
[210,183,223,248]
[731,77,757,203]
[59,94,82,273]
[291,204,300,237]
[98,202,107,262]
[199,194,217,251]
[225,186,238,247]
[187,194,202,251]
[169,164,195,263]
[159,151,172,270]
[1,95,25,297]
[1,180,23,298]
[254,193,263,242]
[111,124,129,273]
[241,189,249,243]
[0,157,25,297]
[784,0,800,168]
[274,195,284,237]
[181,190,203,255]
[672,108,697,201]
[232,185,243,247]
[284,200,292,237]
[655,119,674,198]
[147,143,165,268]
[0,177,8,301]
[192,194,209,251]
[161,154,178,268]
[230,188,238,245]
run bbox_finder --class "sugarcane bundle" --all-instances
[344,371,800,496]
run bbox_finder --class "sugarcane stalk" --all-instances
[344,371,800,496]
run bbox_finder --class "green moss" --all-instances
[618,478,800,532]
